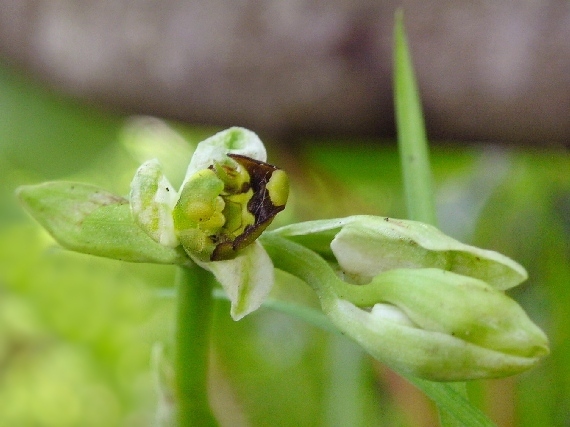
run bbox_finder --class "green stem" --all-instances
[261,233,338,301]
[175,265,218,427]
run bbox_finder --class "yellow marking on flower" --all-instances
[172,154,289,261]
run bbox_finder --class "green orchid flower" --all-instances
[17,127,289,320]
[15,124,548,380]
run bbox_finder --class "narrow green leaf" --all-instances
[394,10,437,226]
[17,181,187,264]
[407,378,495,427]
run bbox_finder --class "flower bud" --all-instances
[350,268,548,359]
[324,295,546,381]
[321,268,548,381]
[270,216,549,380]
[275,215,527,290]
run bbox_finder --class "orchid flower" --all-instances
[17,127,289,320]
[130,127,288,319]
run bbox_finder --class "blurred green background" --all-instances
[1,61,569,427]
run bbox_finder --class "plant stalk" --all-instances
[175,265,218,427]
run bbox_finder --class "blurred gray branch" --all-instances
[1,1,569,145]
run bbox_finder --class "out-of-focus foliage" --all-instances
[1,61,569,426]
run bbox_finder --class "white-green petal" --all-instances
[193,242,274,320]
[274,215,527,290]
[183,127,267,185]
[370,303,416,327]
[130,159,179,247]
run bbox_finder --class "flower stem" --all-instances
[175,265,218,427]
[261,233,338,301]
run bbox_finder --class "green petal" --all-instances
[193,242,274,320]
[173,168,226,261]
[130,159,180,247]
[17,182,187,264]
[274,215,527,290]
[183,127,267,184]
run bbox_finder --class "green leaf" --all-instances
[394,9,437,225]
[17,182,188,264]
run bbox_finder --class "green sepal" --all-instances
[273,215,527,290]
[16,182,188,264]
[183,127,267,180]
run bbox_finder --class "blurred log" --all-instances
[0,1,569,145]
